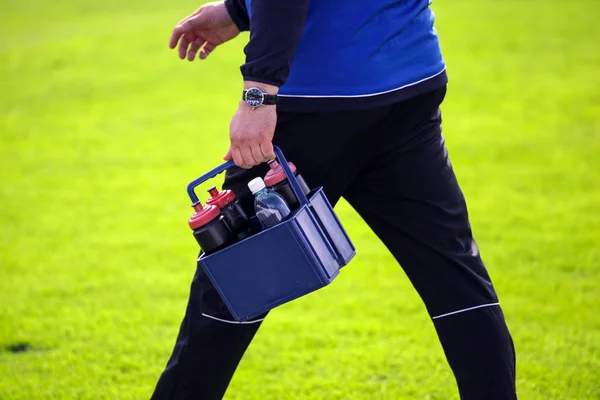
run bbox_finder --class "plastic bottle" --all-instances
[264,160,310,209]
[206,186,250,240]
[188,201,235,254]
[248,177,291,229]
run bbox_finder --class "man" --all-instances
[151,0,517,399]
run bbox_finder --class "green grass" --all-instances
[1,0,599,398]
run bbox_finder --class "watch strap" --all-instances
[242,89,278,106]
[262,93,278,105]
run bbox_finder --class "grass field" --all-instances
[1,0,599,399]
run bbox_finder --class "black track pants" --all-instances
[151,87,517,400]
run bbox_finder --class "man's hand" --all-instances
[224,82,279,169]
[169,1,240,61]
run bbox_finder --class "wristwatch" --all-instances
[242,87,278,109]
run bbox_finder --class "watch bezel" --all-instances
[244,87,265,109]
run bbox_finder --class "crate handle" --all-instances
[186,146,309,207]
[186,159,236,205]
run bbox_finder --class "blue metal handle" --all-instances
[186,146,309,207]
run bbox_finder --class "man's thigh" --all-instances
[344,89,499,317]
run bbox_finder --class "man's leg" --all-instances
[150,266,267,400]
[343,88,517,399]
[150,107,391,399]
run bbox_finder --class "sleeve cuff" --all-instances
[243,76,282,88]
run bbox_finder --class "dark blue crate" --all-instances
[187,147,355,322]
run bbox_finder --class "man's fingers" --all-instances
[250,144,265,165]
[169,25,185,49]
[231,146,247,169]
[178,33,193,59]
[170,19,193,49]
[240,146,258,168]
[199,42,217,60]
[260,141,275,161]
[187,38,205,61]
[228,142,271,167]
[170,15,202,50]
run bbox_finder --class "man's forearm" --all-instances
[241,0,309,88]
[224,0,250,31]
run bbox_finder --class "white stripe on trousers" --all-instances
[431,302,500,320]
[201,313,265,325]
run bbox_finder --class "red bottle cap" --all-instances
[264,160,297,187]
[188,202,220,230]
[206,186,236,209]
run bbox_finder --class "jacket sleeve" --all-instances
[224,0,250,32]
[239,0,310,87]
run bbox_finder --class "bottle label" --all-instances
[257,209,283,228]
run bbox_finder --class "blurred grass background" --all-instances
[1,0,599,399]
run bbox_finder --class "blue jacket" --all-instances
[225,0,446,111]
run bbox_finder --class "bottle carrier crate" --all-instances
[186,146,355,321]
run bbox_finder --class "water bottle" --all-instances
[188,201,236,254]
[248,177,291,229]
[264,159,311,209]
[206,186,250,240]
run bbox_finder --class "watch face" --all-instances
[245,88,264,108]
